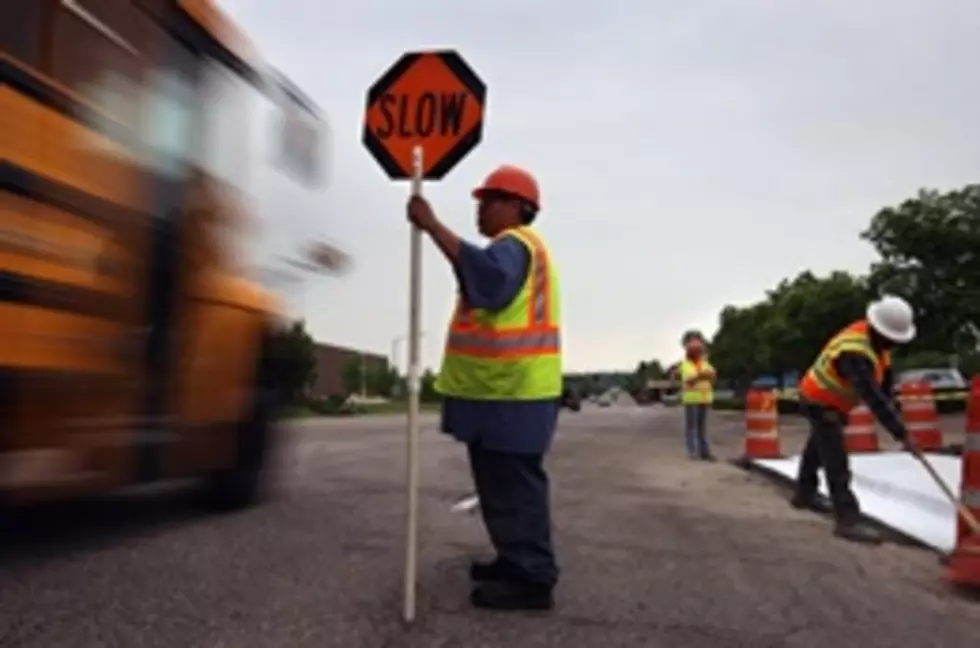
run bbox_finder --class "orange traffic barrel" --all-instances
[955,377,980,545]
[945,376,980,587]
[899,382,943,451]
[844,404,879,453]
[743,389,782,459]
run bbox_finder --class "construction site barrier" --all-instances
[775,387,968,403]
[956,377,980,544]
[844,404,880,453]
[743,389,782,459]
[898,382,944,451]
[945,376,980,587]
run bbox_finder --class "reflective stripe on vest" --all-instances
[445,228,559,358]
[799,320,888,411]
[435,226,562,401]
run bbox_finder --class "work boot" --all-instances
[469,559,505,582]
[470,581,554,611]
[790,494,834,514]
[833,519,882,545]
[700,453,717,462]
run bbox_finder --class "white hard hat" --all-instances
[866,295,916,343]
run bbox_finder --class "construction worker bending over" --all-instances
[406,165,561,611]
[795,295,915,543]
[679,331,717,461]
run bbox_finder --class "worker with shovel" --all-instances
[796,295,916,543]
[406,165,562,611]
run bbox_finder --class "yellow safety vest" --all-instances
[435,226,562,400]
[680,358,715,405]
[799,319,890,412]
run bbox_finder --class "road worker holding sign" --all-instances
[795,295,915,544]
[406,165,562,612]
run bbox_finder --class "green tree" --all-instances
[709,271,868,384]
[960,351,980,379]
[709,302,775,385]
[638,360,666,380]
[340,356,363,396]
[702,185,977,389]
[763,270,869,374]
[276,320,317,404]
[891,350,955,374]
[862,185,980,355]
[420,369,440,402]
[368,364,398,397]
[340,357,398,397]
[627,360,667,394]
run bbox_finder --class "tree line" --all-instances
[275,184,977,403]
[270,320,442,405]
[633,184,979,388]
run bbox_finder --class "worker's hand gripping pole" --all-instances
[403,145,424,623]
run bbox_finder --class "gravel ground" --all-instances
[1,407,977,647]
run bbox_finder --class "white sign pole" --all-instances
[402,145,424,623]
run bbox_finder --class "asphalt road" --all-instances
[2,407,977,647]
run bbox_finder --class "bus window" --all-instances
[194,59,256,194]
[2,0,45,68]
[142,67,196,180]
[51,0,149,130]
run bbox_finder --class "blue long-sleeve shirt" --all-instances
[439,233,560,456]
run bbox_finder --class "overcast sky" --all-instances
[220,0,979,372]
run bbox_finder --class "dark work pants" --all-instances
[795,402,860,521]
[467,445,559,588]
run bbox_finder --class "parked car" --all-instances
[897,367,967,391]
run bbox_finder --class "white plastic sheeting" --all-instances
[753,453,962,553]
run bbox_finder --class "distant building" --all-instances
[311,342,388,397]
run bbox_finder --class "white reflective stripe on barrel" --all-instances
[845,425,875,435]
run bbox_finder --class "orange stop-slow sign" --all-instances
[362,51,487,180]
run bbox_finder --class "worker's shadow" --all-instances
[0,484,219,568]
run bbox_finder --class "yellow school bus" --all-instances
[1,0,327,508]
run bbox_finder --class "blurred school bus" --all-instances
[1,0,330,508]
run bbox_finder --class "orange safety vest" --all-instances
[798,319,891,413]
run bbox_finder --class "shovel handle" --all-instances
[908,445,980,535]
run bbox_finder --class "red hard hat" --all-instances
[472,165,540,210]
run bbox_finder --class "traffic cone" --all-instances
[899,382,943,451]
[944,376,980,588]
[743,389,781,459]
[844,404,879,453]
